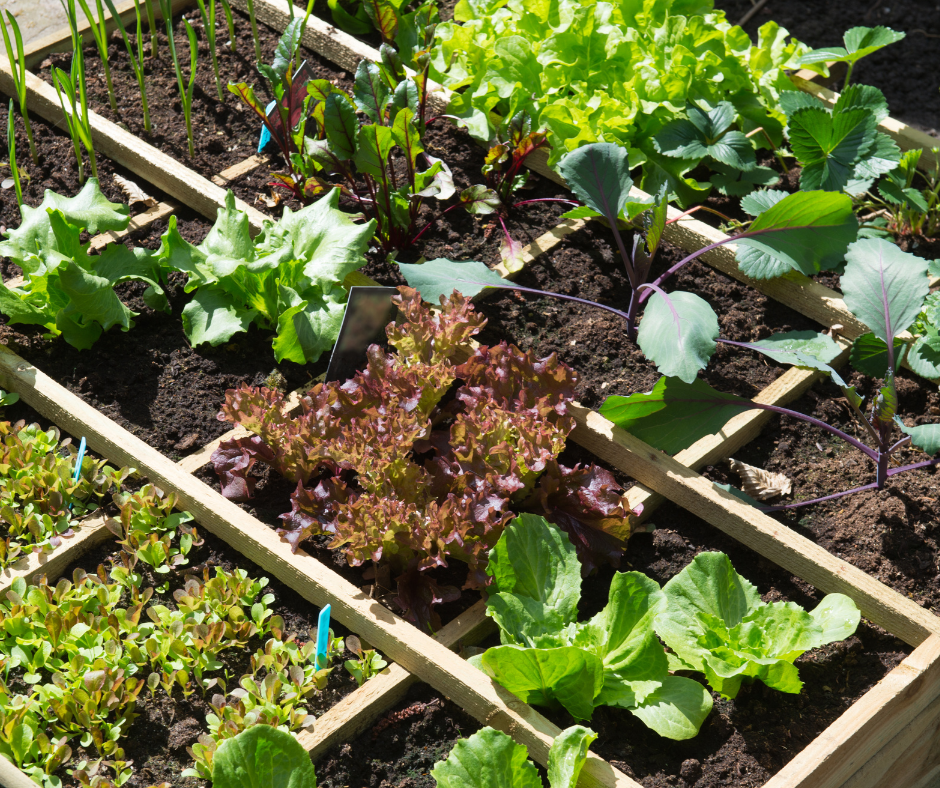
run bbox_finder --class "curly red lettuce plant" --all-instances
[211,287,631,630]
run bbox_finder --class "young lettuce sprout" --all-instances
[5,100,23,209]
[102,0,152,133]
[0,11,38,164]
[74,0,119,112]
[197,0,225,101]
[159,0,199,156]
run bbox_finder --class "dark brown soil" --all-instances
[316,683,481,788]
[714,0,940,140]
[703,364,940,614]
[0,107,178,277]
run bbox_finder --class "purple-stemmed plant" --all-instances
[397,143,939,510]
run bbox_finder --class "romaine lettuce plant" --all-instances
[212,287,631,629]
[601,238,940,508]
[431,0,818,205]
[432,724,595,788]
[156,188,375,363]
[472,514,712,739]
[656,552,860,699]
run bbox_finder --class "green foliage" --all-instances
[197,0,225,102]
[655,552,860,698]
[474,515,713,739]
[800,26,905,89]
[432,725,595,788]
[0,179,161,350]
[782,84,900,195]
[343,635,388,686]
[159,0,199,157]
[74,0,118,112]
[0,419,129,568]
[655,100,756,172]
[214,287,629,630]
[432,0,813,205]
[101,0,151,133]
[5,100,22,210]
[211,725,318,788]
[157,188,374,363]
[0,10,38,164]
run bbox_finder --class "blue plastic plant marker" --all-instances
[315,604,331,670]
[69,437,86,511]
[257,100,277,153]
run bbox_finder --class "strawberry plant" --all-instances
[212,286,632,630]
[800,26,905,89]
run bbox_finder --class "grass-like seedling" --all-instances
[0,11,38,164]
[102,0,152,133]
[159,0,199,156]
[144,0,159,57]
[74,0,119,112]
[220,0,236,52]
[5,100,23,210]
[51,4,98,183]
[245,0,261,62]
[197,0,225,101]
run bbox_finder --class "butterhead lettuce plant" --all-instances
[432,724,596,788]
[212,287,632,630]
[656,552,861,699]
[472,514,713,739]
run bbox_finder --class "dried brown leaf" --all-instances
[728,458,792,501]
[113,174,158,208]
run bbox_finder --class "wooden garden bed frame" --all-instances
[1,4,940,787]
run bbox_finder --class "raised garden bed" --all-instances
[2,1,940,786]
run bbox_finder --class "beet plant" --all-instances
[212,287,632,630]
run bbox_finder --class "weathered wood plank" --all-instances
[764,634,940,788]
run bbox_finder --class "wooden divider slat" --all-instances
[0,344,643,788]
[567,402,940,648]
[764,635,940,788]
[298,600,494,760]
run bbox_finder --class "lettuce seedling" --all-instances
[432,725,596,788]
[210,725,317,788]
[800,26,905,90]
[602,238,940,508]
[782,84,900,194]
[473,514,713,739]
[656,552,860,698]
[156,188,375,362]
[213,287,631,629]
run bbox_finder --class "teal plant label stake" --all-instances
[69,437,86,511]
[316,604,331,670]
